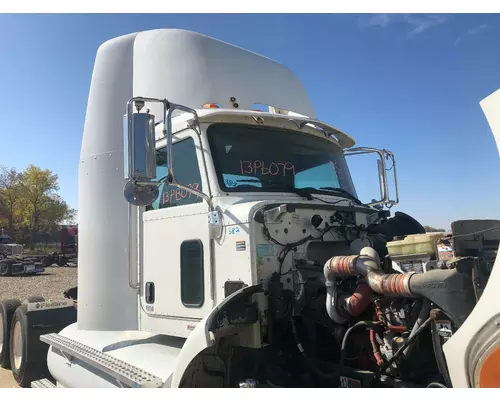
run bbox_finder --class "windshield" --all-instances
[207,123,357,199]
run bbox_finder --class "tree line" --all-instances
[0,164,75,249]
[423,225,446,232]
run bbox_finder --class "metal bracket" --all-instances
[263,204,292,223]
[344,147,399,208]
[208,210,223,240]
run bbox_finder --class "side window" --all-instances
[180,240,204,307]
[149,137,203,210]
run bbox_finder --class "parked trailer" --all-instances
[1,29,498,389]
[0,235,45,276]
[39,225,78,268]
[0,226,78,276]
[0,235,23,259]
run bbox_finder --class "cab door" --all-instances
[140,130,214,326]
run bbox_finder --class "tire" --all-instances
[0,299,21,369]
[23,296,45,305]
[9,306,49,387]
[0,259,14,277]
[40,256,52,268]
[64,286,78,300]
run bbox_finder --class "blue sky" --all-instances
[0,13,499,229]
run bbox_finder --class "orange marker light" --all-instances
[478,346,500,387]
[202,103,220,109]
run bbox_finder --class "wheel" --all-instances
[0,259,14,277]
[9,306,49,387]
[22,296,45,305]
[63,286,78,300]
[40,256,52,268]
[0,299,21,369]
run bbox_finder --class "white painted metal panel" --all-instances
[132,29,315,119]
[46,323,183,388]
[140,128,214,332]
[78,32,139,331]
[443,88,500,387]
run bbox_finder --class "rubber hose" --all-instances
[403,299,431,357]
[370,329,384,366]
[339,321,380,372]
[427,382,447,388]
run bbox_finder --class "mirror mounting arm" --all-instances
[344,146,400,209]
[164,103,212,211]
[166,172,215,212]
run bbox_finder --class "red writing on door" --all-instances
[161,183,200,204]
[240,160,296,177]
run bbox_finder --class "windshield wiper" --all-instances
[234,180,361,205]
[263,181,315,200]
[318,187,362,205]
[237,180,314,200]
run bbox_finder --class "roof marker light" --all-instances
[203,103,220,109]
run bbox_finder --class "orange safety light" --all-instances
[202,103,220,109]
[468,319,500,388]
[477,346,500,387]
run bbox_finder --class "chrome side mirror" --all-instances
[123,98,170,206]
[122,97,217,216]
[344,147,399,208]
[123,180,160,207]
[124,103,157,181]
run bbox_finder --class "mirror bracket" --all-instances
[344,147,399,209]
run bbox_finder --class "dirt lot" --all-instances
[0,266,77,388]
[0,368,18,388]
[0,266,77,302]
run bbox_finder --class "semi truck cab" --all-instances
[20,29,500,389]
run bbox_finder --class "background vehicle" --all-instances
[39,225,78,268]
[0,225,78,277]
[0,234,23,259]
[0,233,45,277]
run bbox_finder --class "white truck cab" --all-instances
[28,29,499,389]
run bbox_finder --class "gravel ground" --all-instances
[0,267,77,388]
[0,267,77,302]
[0,369,19,388]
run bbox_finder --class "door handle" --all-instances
[145,282,155,304]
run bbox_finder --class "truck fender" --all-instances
[169,284,263,388]
[442,89,500,388]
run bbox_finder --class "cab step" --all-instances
[39,333,163,388]
[31,378,56,388]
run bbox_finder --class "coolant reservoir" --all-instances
[386,233,445,257]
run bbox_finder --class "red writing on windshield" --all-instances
[161,183,200,204]
[240,160,296,177]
